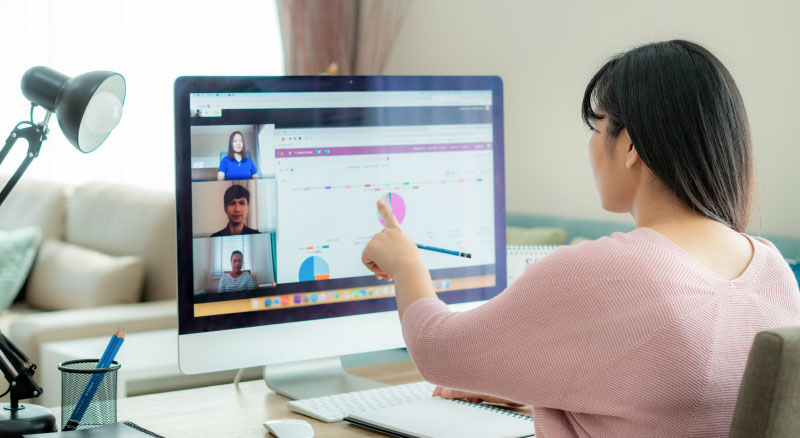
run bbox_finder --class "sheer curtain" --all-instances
[0,0,284,192]
[277,0,410,75]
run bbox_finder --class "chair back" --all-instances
[730,326,800,437]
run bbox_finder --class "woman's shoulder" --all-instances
[525,228,680,282]
[748,235,799,285]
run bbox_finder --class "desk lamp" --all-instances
[0,66,126,207]
[0,66,125,436]
[0,332,56,436]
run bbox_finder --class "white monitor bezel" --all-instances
[175,76,506,374]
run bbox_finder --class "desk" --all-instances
[52,360,423,437]
[39,330,262,408]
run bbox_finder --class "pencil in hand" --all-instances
[416,243,472,258]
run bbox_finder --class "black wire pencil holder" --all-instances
[58,359,120,430]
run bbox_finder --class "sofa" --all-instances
[0,178,177,367]
[506,212,800,284]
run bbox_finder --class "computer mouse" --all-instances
[263,419,315,438]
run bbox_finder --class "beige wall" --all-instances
[386,0,800,237]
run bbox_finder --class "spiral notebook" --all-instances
[344,397,534,438]
[506,245,562,285]
[23,421,164,437]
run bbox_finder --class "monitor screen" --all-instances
[175,76,506,337]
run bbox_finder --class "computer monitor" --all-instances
[174,76,506,399]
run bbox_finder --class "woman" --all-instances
[362,40,800,437]
[218,250,255,292]
[217,131,259,180]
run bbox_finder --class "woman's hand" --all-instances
[362,199,421,281]
[433,386,524,407]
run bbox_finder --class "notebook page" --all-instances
[347,397,534,438]
[506,245,562,285]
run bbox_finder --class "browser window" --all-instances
[186,89,498,318]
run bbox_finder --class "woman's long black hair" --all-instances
[227,131,248,160]
[581,40,753,232]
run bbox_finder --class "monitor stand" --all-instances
[264,356,388,400]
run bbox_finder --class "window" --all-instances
[213,235,253,276]
[0,0,284,192]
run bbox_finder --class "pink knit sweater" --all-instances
[402,228,800,437]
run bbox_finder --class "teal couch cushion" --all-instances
[788,260,800,288]
[506,213,800,286]
[506,226,567,246]
[0,226,41,310]
[506,213,635,242]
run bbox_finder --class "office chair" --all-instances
[729,326,800,437]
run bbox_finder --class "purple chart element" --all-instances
[378,192,406,226]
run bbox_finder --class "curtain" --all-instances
[277,0,411,75]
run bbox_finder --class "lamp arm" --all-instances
[0,331,43,410]
[0,116,50,208]
[0,331,31,369]
[0,343,16,384]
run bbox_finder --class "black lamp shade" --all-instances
[21,66,126,153]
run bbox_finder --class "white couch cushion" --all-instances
[65,183,177,301]
[7,300,177,366]
[26,239,144,310]
[0,177,65,241]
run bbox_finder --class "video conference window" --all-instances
[191,124,279,298]
[188,91,498,318]
[191,179,276,238]
[190,124,276,182]
[192,235,276,294]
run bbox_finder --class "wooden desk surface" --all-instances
[53,360,423,437]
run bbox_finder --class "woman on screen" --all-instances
[218,250,255,292]
[217,131,259,181]
[362,40,800,437]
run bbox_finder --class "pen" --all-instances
[416,243,472,258]
[63,329,126,431]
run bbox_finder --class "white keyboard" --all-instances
[288,381,436,423]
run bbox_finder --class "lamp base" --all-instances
[0,403,57,437]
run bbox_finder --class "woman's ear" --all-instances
[617,129,640,169]
[615,128,641,169]
[625,142,640,169]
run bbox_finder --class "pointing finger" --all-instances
[377,199,400,229]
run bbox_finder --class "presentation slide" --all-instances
[274,124,495,284]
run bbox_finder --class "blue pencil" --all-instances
[95,330,118,368]
[416,243,471,258]
[63,329,126,431]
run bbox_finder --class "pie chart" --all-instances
[378,192,406,226]
[298,256,330,281]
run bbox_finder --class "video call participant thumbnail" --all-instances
[217,131,259,181]
[211,185,260,237]
[218,250,256,292]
